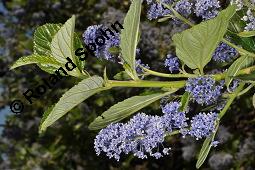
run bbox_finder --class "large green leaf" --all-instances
[33,22,85,74]
[172,5,236,71]
[120,0,142,80]
[10,55,60,70]
[225,55,254,88]
[50,15,83,77]
[89,90,176,130]
[39,76,105,133]
[34,24,62,56]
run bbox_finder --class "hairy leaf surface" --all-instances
[50,15,84,77]
[10,55,60,70]
[173,5,236,71]
[89,91,175,130]
[39,76,105,133]
[120,0,142,80]
[34,24,62,56]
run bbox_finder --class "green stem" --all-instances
[143,67,197,78]
[166,130,181,136]
[237,83,254,96]
[219,83,245,119]
[144,65,255,80]
[107,80,186,88]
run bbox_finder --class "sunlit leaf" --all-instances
[51,15,85,77]
[10,55,60,70]
[173,5,236,71]
[120,0,142,80]
[89,90,176,130]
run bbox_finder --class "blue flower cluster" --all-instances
[83,25,120,61]
[146,0,172,20]
[161,102,188,132]
[145,0,221,21]
[94,113,170,160]
[95,102,219,160]
[136,59,150,75]
[185,76,224,105]
[213,42,238,63]
[189,112,218,140]
[164,54,180,73]
[194,0,220,20]
[174,0,193,17]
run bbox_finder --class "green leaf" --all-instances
[10,55,60,70]
[33,24,63,73]
[34,24,62,56]
[238,31,255,37]
[39,76,105,133]
[235,71,255,81]
[179,92,190,112]
[89,91,175,130]
[120,0,142,80]
[158,15,174,22]
[196,122,219,169]
[225,55,254,89]
[74,32,85,72]
[228,10,255,52]
[172,5,236,71]
[108,46,120,54]
[50,15,83,77]
[253,93,255,109]
[113,71,132,80]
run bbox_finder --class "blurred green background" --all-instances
[0,0,254,169]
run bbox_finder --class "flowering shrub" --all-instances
[10,0,255,169]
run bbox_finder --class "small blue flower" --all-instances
[123,113,167,159]
[174,0,193,17]
[194,0,220,20]
[213,42,238,63]
[229,80,239,92]
[189,112,218,140]
[103,34,120,61]
[83,25,104,57]
[147,1,172,20]
[83,25,121,61]
[185,76,224,105]
[136,59,150,75]
[164,54,180,73]
[94,123,125,161]
[161,102,188,132]
[94,113,170,160]
[212,140,220,147]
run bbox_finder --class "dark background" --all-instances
[0,0,254,169]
